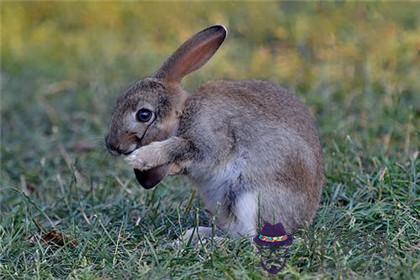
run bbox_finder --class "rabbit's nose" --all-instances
[105,134,123,156]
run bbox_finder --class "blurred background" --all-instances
[2,2,418,163]
[1,2,420,162]
[0,2,419,278]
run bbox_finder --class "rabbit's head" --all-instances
[105,25,227,187]
[105,77,181,156]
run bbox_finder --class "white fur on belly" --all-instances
[224,192,257,236]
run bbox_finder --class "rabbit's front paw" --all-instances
[125,143,164,170]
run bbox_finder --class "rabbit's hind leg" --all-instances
[172,226,226,248]
[173,192,257,248]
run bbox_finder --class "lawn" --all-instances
[1,2,419,279]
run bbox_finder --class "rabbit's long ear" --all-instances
[154,25,227,83]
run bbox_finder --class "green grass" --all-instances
[1,2,419,279]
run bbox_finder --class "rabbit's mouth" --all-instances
[122,149,135,156]
[121,136,143,155]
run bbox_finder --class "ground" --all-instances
[1,2,419,279]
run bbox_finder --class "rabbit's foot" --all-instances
[182,226,214,243]
[125,141,167,171]
[171,226,226,248]
[125,137,192,171]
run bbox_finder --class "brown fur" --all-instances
[106,25,324,236]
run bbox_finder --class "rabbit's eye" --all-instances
[136,108,153,122]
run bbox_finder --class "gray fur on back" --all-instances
[177,80,324,233]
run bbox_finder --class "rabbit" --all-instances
[105,25,324,238]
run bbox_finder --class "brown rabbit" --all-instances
[105,25,324,238]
